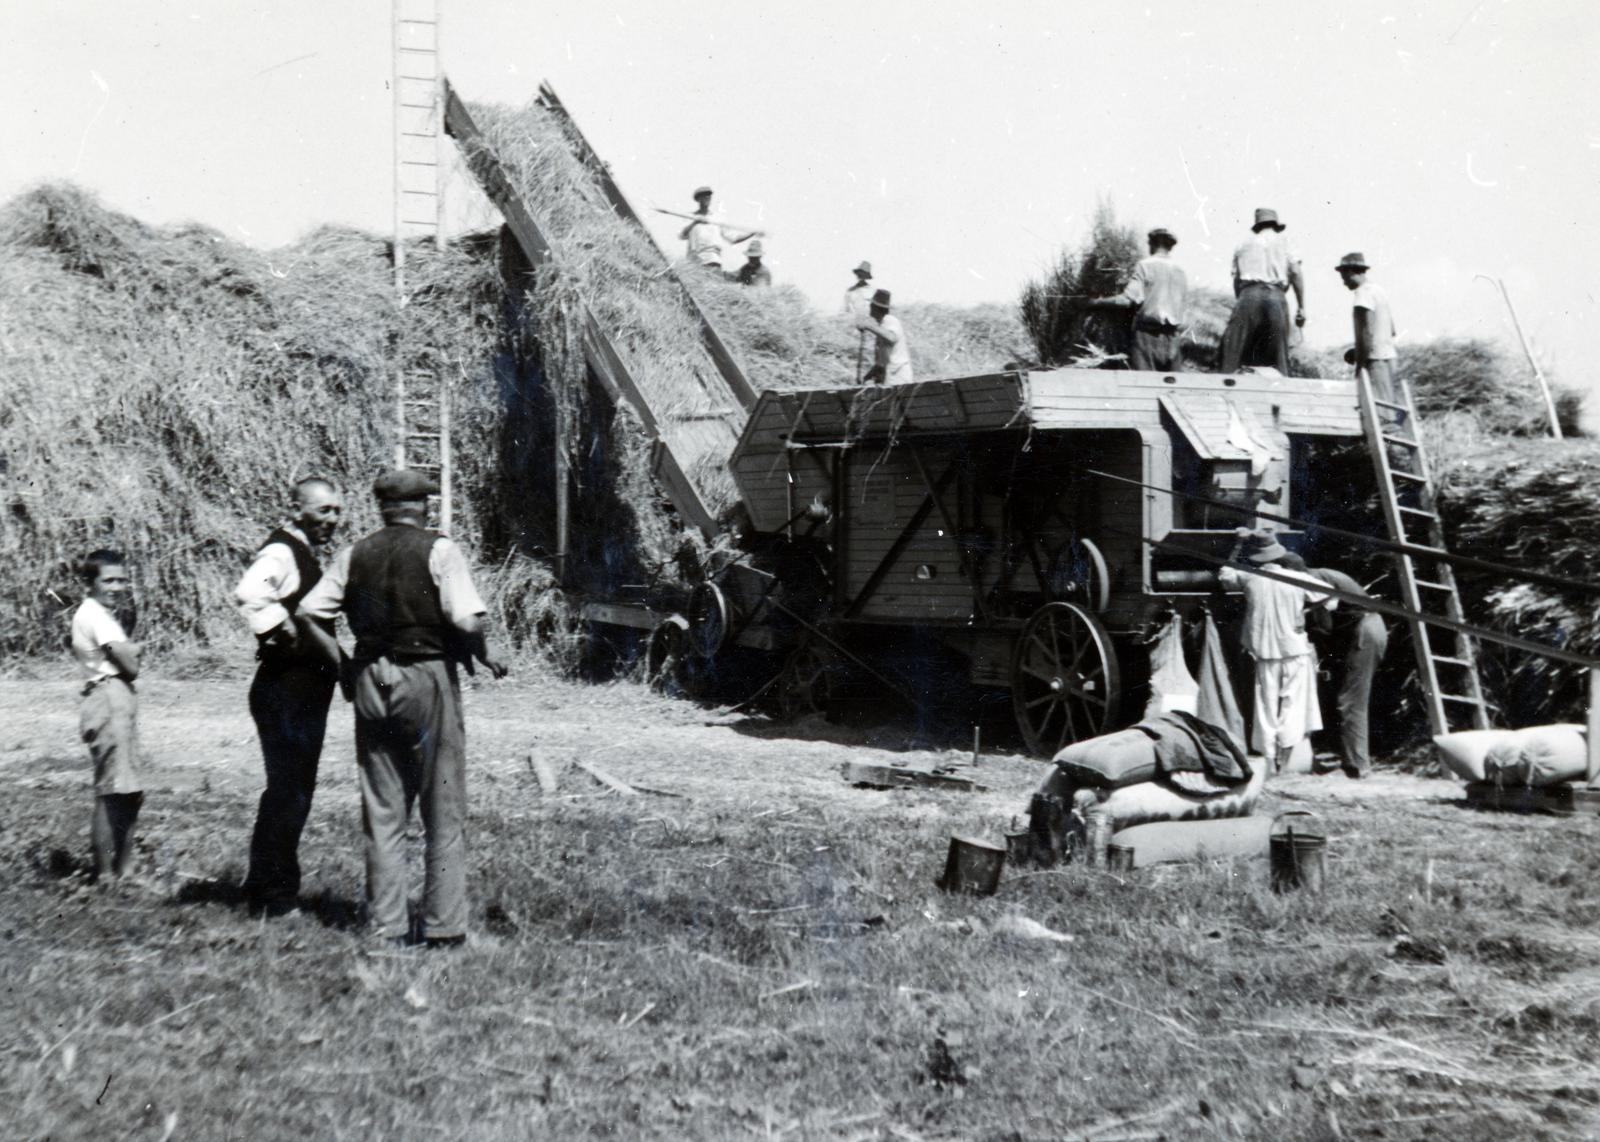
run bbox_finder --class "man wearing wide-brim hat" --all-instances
[857,288,914,385]
[1219,207,1305,376]
[1335,252,1399,404]
[735,238,772,288]
[296,469,508,948]
[842,260,873,318]
[1094,227,1187,371]
[1218,528,1336,771]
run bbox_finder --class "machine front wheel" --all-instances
[1011,601,1121,758]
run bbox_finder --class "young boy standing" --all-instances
[70,549,145,884]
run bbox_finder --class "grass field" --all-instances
[4,672,1600,1141]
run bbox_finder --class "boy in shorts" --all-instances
[70,549,145,883]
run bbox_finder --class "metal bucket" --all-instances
[937,835,1006,896]
[1270,821,1327,894]
[1004,830,1037,867]
[1106,843,1136,872]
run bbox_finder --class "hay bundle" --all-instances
[0,182,533,660]
[1435,439,1600,723]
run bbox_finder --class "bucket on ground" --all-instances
[1269,811,1326,893]
[938,835,1006,895]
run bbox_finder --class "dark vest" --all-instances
[256,527,324,665]
[346,525,448,659]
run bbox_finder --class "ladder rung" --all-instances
[1398,505,1437,517]
[401,218,440,226]
[1392,471,1428,483]
[1381,433,1419,447]
[1373,398,1409,412]
[1439,694,1485,704]
[398,101,438,110]
[397,18,439,25]
[1431,656,1473,667]
[400,160,439,167]
[1414,579,1453,591]
[408,432,442,439]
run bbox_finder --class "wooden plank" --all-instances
[1464,781,1600,817]
[842,761,984,792]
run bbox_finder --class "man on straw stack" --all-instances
[735,239,772,287]
[1335,253,1399,405]
[842,260,874,317]
[234,477,344,917]
[857,288,914,385]
[1094,227,1188,371]
[1219,529,1335,771]
[1219,208,1305,375]
[297,469,508,948]
[679,186,756,274]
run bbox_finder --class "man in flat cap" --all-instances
[297,469,507,948]
[1219,208,1305,375]
[234,476,344,916]
[1219,529,1335,771]
[1096,228,1188,371]
[842,260,874,319]
[1336,253,1399,405]
[735,239,772,287]
[679,186,756,274]
[857,289,914,385]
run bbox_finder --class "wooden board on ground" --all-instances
[842,761,985,792]
[1463,781,1600,817]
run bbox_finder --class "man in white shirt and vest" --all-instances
[842,260,873,318]
[1219,208,1306,375]
[234,477,344,915]
[298,469,507,947]
[1097,227,1188,371]
[857,288,913,385]
[1336,252,1400,405]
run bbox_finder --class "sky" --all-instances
[3,1,1597,416]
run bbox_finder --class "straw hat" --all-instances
[1247,535,1288,564]
[853,260,873,278]
[747,239,765,257]
[1335,252,1370,273]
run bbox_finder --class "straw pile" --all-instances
[0,181,544,661]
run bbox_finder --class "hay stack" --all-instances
[0,182,530,660]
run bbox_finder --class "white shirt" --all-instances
[842,284,872,318]
[298,532,487,629]
[1351,281,1397,361]
[1124,255,1188,327]
[871,312,914,384]
[1232,230,1300,288]
[234,523,316,637]
[1219,564,1333,659]
[684,213,739,266]
[71,597,129,682]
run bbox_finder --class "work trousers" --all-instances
[1219,283,1290,375]
[244,660,336,906]
[1333,614,1388,775]
[81,676,142,795]
[1250,653,1322,760]
[1364,358,1399,406]
[353,656,468,940]
[1130,325,1182,372]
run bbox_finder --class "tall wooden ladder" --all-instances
[391,0,451,531]
[1356,368,1491,734]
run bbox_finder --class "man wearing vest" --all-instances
[297,469,507,947]
[234,477,344,916]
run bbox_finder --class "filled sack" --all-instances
[1433,728,1519,783]
[1053,727,1158,790]
[1482,724,1588,788]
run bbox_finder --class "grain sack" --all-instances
[1108,816,1272,869]
[1052,727,1158,789]
[1142,613,1198,718]
[1482,724,1588,787]
[1433,728,1519,782]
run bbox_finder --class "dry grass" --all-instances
[5,674,1600,1140]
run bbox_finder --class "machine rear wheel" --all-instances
[1011,601,1121,757]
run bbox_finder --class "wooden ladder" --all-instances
[1356,368,1491,734]
[391,0,451,531]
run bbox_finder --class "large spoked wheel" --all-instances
[1012,601,1121,758]
[774,639,843,723]
[1046,536,1110,613]
[687,582,730,659]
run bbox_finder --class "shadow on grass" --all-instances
[171,877,365,931]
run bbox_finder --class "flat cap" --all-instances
[693,185,713,199]
[1148,227,1178,246]
[372,468,439,501]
